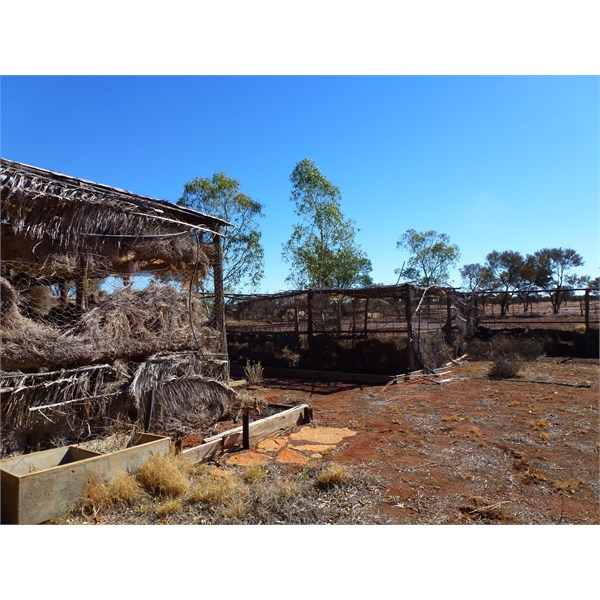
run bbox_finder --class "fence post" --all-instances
[212,229,228,365]
[404,285,418,371]
[439,294,453,345]
[75,254,89,312]
[363,298,369,338]
[242,411,250,450]
[307,289,314,353]
[584,289,591,354]
[294,297,299,333]
[473,294,480,331]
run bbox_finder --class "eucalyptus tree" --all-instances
[483,250,525,317]
[282,158,372,289]
[528,247,586,314]
[178,172,264,292]
[395,229,460,286]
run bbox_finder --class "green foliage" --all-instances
[459,262,493,291]
[283,159,372,289]
[178,172,264,291]
[528,247,586,314]
[396,229,460,286]
[483,250,525,316]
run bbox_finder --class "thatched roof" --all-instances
[1,157,231,236]
[1,158,230,278]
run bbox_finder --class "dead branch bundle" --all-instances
[1,281,221,371]
[0,363,130,454]
[129,352,235,438]
[129,351,229,404]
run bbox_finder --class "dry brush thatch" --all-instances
[1,159,235,455]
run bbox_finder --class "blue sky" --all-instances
[1,75,598,292]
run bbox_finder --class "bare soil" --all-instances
[248,357,599,524]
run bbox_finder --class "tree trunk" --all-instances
[212,230,228,361]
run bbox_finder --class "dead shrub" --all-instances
[469,334,546,362]
[491,335,544,361]
[488,355,521,379]
[136,453,190,497]
[485,334,546,379]
[416,331,451,370]
[466,338,491,360]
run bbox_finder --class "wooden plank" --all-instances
[181,404,312,465]
[181,438,223,463]
[248,404,310,445]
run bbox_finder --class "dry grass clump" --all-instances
[242,464,268,483]
[136,453,190,497]
[155,498,184,517]
[63,458,389,525]
[188,472,246,505]
[81,473,144,513]
[272,477,303,499]
[316,462,353,489]
[243,359,264,385]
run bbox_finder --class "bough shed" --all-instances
[0,158,237,456]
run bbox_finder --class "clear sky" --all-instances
[1,75,598,291]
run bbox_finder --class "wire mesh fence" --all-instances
[220,284,598,375]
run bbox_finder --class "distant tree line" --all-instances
[458,248,593,316]
[177,160,596,309]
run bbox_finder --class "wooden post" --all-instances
[59,280,69,305]
[307,289,314,353]
[242,411,250,450]
[144,390,155,432]
[404,285,418,371]
[584,289,591,355]
[443,295,453,345]
[212,229,228,363]
[337,298,342,335]
[363,298,369,338]
[75,255,89,312]
[294,297,299,333]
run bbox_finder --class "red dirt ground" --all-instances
[247,357,599,524]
